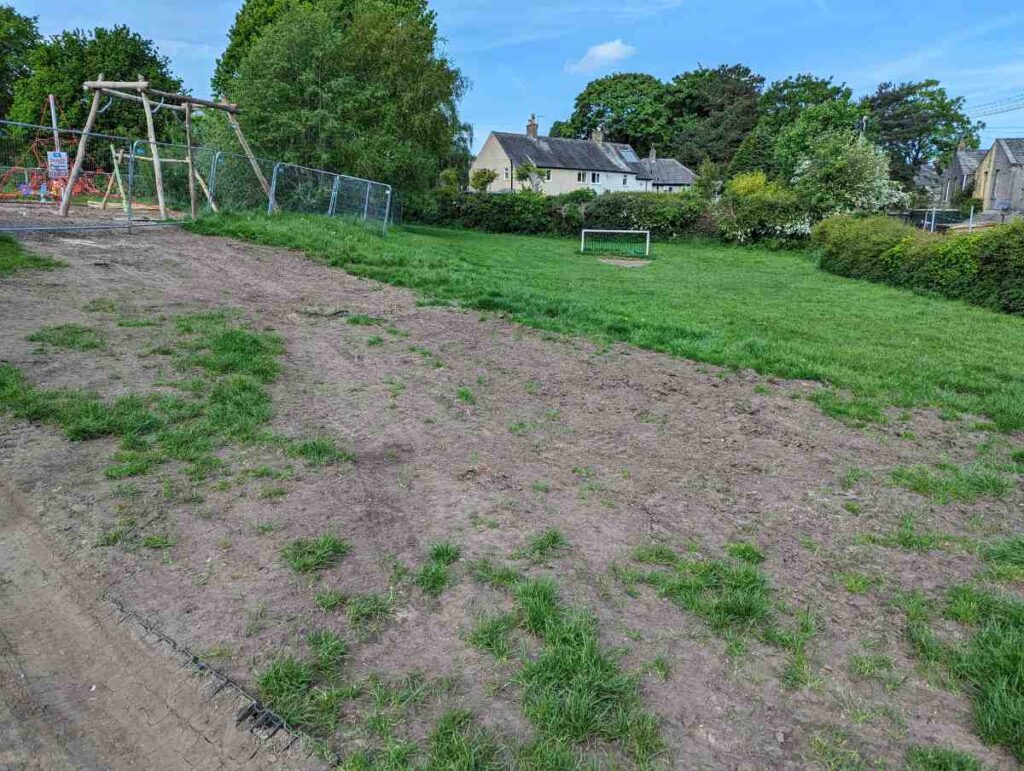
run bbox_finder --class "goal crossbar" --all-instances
[580,229,651,257]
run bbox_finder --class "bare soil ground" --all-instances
[0,226,1020,769]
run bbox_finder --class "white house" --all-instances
[470,115,694,195]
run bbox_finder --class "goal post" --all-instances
[580,229,651,258]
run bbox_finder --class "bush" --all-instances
[404,189,705,240]
[815,216,1024,315]
[717,172,810,245]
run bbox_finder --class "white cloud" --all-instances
[565,39,636,74]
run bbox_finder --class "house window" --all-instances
[621,174,628,186]
[576,171,585,183]
[591,172,601,184]
[503,167,509,180]
[540,169,552,181]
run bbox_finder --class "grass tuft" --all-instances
[287,436,352,466]
[281,534,351,573]
[905,744,985,770]
[890,463,1014,504]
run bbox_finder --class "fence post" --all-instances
[362,181,371,220]
[382,186,392,236]
[267,162,282,215]
[128,140,140,234]
[968,205,974,233]
[328,175,341,216]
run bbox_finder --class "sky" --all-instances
[16,0,1024,152]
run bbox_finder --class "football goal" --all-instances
[580,229,651,258]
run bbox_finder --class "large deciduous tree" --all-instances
[862,80,982,187]
[0,5,40,119]
[9,26,182,139]
[772,100,863,181]
[231,0,466,191]
[549,72,669,155]
[757,74,851,136]
[664,64,764,168]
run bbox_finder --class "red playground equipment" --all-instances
[0,96,117,205]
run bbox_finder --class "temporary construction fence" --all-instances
[0,120,394,235]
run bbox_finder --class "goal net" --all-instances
[580,229,651,257]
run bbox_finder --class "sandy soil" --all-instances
[0,226,1020,769]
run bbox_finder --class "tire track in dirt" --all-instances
[0,478,317,771]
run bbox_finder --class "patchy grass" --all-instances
[0,311,288,487]
[849,652,903,691]
[515,528,568,562]
[413,542,461,597]
[27,323,105,351]
[905,744,985,770]
[724,541,765,565]
[905,584,1024,760]
[0,234,63,276]
[346,593,392,631]
[141,534,175,549]
[281,534,351,573]
[469,558,523,589]
[314,590,348,613]
[837,571,884,594]
[455,387,476,405]
[287,437,352,466]
[468,613,518,661]
[890,463,1015,504]
[858,514,970,553]
[985,536,1024,582]
[188,214,1024,431]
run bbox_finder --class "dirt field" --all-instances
[0,226,1020,769]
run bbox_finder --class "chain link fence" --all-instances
[0,120,394,236]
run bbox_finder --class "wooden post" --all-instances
[193,164,218,212]
[48,94,61,151]
[139,85,167,219]
[58,76,103,217]
[184,102,197,219]
[225,108,275,211]
[108,145,128,213]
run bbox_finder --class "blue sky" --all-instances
[17,0,1024,152]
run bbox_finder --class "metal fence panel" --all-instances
[0,120,395,236]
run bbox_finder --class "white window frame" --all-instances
[503,167,509,180]
[576,171,586,183]
[621,174,628,187]
[591,172,601,185]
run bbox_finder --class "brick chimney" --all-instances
[526,113,539,139]
[592,127,604,143]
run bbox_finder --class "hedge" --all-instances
[404,189,708,240]
[814,216,1024,315]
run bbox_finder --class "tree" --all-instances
[550,73,668,155]
[0,6,40,119]
[727,127,775,177]
[664,64,764,168]
[438,168,460,191]
[470,168,497,193]
[514,162,543,192]
[693,157,722,201]
[757,74,851,136]
[231,0,466,191]
[862,80,983,187]
[213,0,427,97]
[772,100,863,181]
[9,26,182,139]
[792,131,908,218]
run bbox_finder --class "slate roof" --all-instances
[637,157,695,186]
[955,148,987,173]
[492,132,646,176]
[998,138,1024,164]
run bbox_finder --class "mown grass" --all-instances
[0,234,63,276]
[905,584,1024,761]
[188,213,1024,430]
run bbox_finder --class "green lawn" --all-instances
[188,214,1024,431]
[0,234,63,277]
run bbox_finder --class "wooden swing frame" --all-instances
[58,75,270,219]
